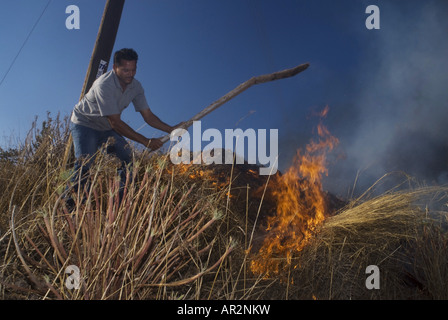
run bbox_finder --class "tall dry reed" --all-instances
[2,114,448,300]
[0,114,264,299]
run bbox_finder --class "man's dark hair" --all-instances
[114,48,138,66]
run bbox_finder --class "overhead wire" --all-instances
[0,0,52,88]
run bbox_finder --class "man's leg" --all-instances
[100,130,133,200]
[101,130,132,166]
[67,123,102,207]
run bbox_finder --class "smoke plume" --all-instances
[287,1,448,197]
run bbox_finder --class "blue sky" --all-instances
[1,0,448,196]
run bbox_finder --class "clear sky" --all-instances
[1,0,448,196]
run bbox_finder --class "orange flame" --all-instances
[251,106,338,277]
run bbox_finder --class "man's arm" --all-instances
[107,114,163,150]
[139,108,175,134]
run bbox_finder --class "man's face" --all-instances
[113,59,137,87]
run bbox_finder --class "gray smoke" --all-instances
[336,1,448,197]
[286,1,448,198]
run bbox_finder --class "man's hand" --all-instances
[147,138,164,150]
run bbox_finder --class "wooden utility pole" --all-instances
[79,0,125,99]
[63,0,125,168]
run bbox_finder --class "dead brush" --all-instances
[5,150,238,299]
[5,114,448,300]
[279,183,448,300]
[0,115,243,300]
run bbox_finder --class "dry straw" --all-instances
[281,181,448,300]
[1,114,448,300]
[0,114,244,299]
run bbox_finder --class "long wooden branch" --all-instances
[159,62,310,144]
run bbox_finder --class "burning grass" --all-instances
[251,106,339,277]
[1,113,448,300]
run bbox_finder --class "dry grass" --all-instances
[1,114,448,300]
[0,114,266,300]
[278,183,448,300]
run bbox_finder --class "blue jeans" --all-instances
[69,122,132,195]
[70,122,132,166]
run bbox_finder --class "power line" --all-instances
[0,0,52,88]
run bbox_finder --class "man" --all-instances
[69,48,180,195]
